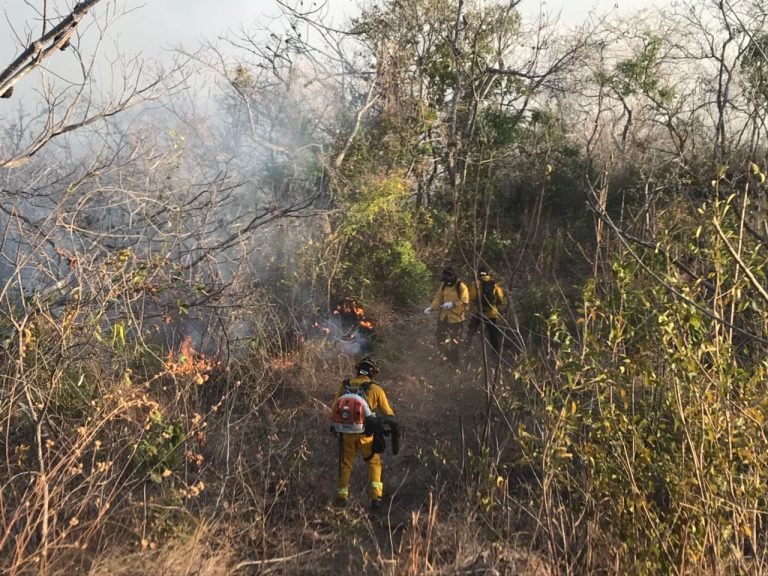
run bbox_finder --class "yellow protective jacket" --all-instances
[429,281,469,324]
[468,277,504,320]
[333,374,393,501]
[333,375,394,417]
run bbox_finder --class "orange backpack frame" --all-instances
[331,383,372,434]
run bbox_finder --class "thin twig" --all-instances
[234,549,317,571]
[712,217,768,305]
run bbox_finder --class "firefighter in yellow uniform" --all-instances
[333,358,394,510]
[467,265,505,356]
[424,267,469,365]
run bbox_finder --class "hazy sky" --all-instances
[126,0,661,51]
[1,0,663,62]
[0,0,662,117]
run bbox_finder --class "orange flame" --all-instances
[270,350,298,369]
[165,336,219,379]
[333,297,366,320]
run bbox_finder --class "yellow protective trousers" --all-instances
[335,433,383,501]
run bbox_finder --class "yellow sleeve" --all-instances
[468,282,479,309]
[430,285,443,310]
[369,385,394,416]
[495,284,504,305]
[459,282,470,308]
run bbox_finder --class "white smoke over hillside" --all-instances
[0,1,357,363]
[0,0,657,361]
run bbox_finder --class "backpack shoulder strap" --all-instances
[343,378,370,397]
[481,280,499,310]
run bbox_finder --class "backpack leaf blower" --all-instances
[364,415,401,456]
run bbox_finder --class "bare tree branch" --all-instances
[0,0,103,99]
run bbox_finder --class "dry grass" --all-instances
[85,523,233,576]
[1,301,556,576]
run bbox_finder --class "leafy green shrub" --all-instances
[326,171,433,306]
[381,240,431,305]
[136,409,185,483]
[481,231,515,268]
[511,187,768,573]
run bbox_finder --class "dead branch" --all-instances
[0,0,103,99]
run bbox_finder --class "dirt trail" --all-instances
[292,309,493,573]
[231,301,532,576]
[378,317,486,512]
